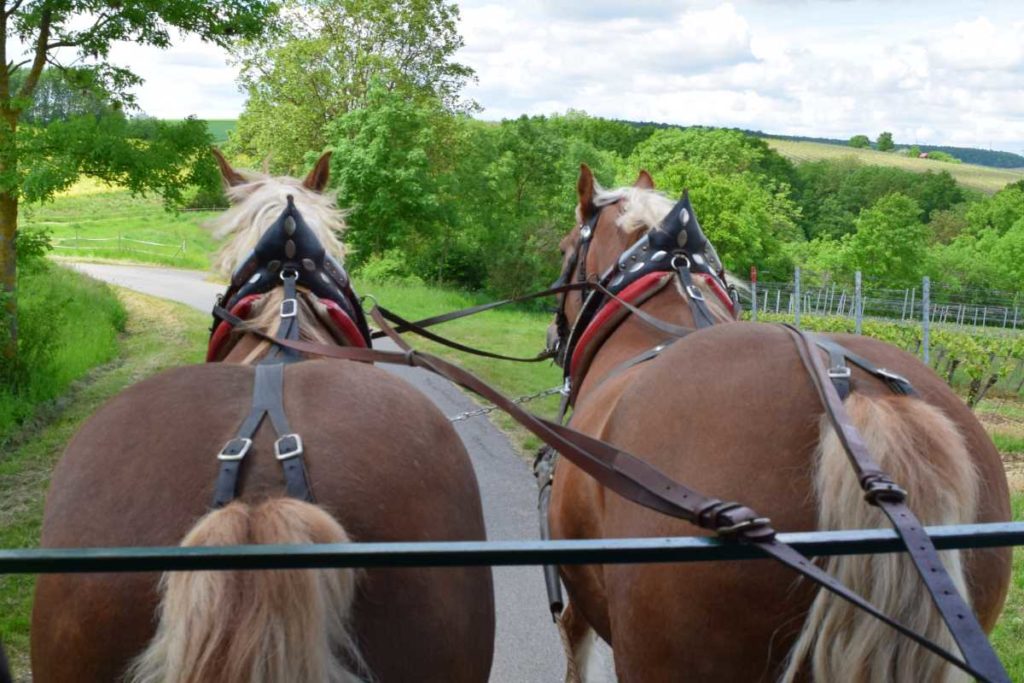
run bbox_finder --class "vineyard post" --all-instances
[922,276,931,365]
[855,271,862,334]
[1014,306,1019,330]
[901,289,909,320]
[775,289,781,314]
[908,288,916,323]
[794,267,801,328]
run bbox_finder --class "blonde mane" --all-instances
[210,173,348,278]
[591,184,678,236]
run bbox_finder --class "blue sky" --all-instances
[93,1,1023,153]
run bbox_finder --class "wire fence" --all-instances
[742,272,1022,332]
[51,231,188,259]
[737,269,1024,406]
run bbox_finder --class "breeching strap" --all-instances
[211,302,997,680]
[782,324,1008,683]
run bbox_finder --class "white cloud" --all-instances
[38,0,1018,153]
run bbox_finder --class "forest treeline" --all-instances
[227,95,1024,299]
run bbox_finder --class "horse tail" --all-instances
[127,498,366,683]
[781,393,979,683]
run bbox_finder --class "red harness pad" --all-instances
[695,273,737,317]
[207,295,262,362]
[206,294,368,362]
[569,272,674,382]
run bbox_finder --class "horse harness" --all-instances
[208,197,372,509]
[553,193,738,403]
[536,194,1008,681]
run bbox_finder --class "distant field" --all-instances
[767,138,1024,194]
[22,181,219,270]
[206,119,236,143]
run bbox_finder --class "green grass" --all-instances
[353,278,562,449]
[22,181,219,270]
[767,138,1024,194]
[0,264,126,438]
[991,493,1024,679]
[0,288,210,679]
[994,433,1024,455]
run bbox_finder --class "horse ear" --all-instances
[303,151,333,192]
[634,170,655,190]
[577,164,596,222]
[211,148,246,187]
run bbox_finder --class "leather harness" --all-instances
[208,197,369,510]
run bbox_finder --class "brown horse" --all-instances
[30,153,494,682]
[547,165,1011,682]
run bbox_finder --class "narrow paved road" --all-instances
[67,262,565,682]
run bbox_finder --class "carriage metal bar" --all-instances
[1,521,1022,574]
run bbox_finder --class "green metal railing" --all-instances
[3,521,1022,574]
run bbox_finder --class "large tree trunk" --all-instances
[0,112,18,364]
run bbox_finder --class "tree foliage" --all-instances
[0,0,275,363]
[230,0,473,172]
[848,134,870,149]
[877,131,894,151]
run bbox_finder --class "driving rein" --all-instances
[208,201,1007,682]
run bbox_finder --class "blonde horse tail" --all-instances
[127,498,365,683]
[781,393,979,683]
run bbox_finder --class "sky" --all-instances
[52,0,1024,153]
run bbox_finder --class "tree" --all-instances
[843,193,927,285]
[876,131,894,151]
[848,134,870,149]
[230,0,474,172]
[0,1,274,363]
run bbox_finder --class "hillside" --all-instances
[205,119,236,143]
[766,138,1024,194]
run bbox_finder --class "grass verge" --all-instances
[0,264,126,437]
[990,492,1024,679]
[354,278,562,451]
[0,289,209,680]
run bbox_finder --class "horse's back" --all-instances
[33,359,494,682]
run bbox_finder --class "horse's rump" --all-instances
[554,321,1010,681]
[32,359,494,682]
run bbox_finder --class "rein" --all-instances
[211,301,1006,681]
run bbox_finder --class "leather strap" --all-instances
[211,363,315,508]
[783,324,1008,683]
[675,259,717,329]
[208,304,997,679]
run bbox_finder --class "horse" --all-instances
[545,164,1012,682]
[30,151,495,683]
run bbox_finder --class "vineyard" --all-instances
[749,312,1024,407]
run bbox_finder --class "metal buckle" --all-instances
[685,284,705,301]
[280,298,298,318]
[716,516,772,537]
[828,366,852,379]
[864,478,908,505]
[560,378,571,396]
[218,437,252,461]
[274,434,304,460]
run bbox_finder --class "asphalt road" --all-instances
[67,262,566,682]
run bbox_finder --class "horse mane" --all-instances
[589,184,678,236]
[210,173,349,277]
